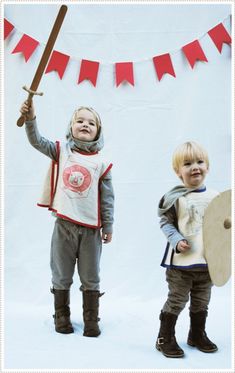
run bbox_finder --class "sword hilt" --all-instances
[23,85,44,96]
[17,86,44,127]
[17,115,27,127]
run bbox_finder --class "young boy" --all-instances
[156,141,218,358]
[20,101,114,337]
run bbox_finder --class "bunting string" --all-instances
[4,14,232,87]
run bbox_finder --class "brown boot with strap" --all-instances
[82,290,104,337]
[187,311,218,352]
[156,311,184,358]
[51,288,74,334]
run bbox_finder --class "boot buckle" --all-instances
[157,337,164,345]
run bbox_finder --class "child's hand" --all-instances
[177,239,190,253]
[102,231,112,244]
[20,100,35,121]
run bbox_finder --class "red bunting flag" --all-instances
[153,53,176,81]
[5,15,232,86]
[78,59,100,86]
[208,23,231,53]
[4,19,14,39]
[182,40,208,69]
[45,51,70,79]
[11,34,39,62]
[115,62,134,87]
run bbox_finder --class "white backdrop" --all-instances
[3,2,233,370]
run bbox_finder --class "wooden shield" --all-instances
[203,190,232,286]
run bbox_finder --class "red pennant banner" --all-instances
[208,23,232,53]
[5,15,232,86]
[153,53,176,81]
[45,51,70,79]
[182,40,208,69]
[115,62,134,87]
[12,34,39,62]
[4,19,14,39]
[78,59,100,86]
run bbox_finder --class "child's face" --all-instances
[177,158,208,188]
[71,109,98,142]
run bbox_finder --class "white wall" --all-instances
[3,2,232,370]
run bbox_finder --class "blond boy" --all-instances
[156,141,218,358]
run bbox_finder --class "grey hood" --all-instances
[67,127,104,153]
[158,184,206,217]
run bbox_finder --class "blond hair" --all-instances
[172,141,209,174]
[66,106,102,140]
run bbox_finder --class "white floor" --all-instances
[4,264,233,370]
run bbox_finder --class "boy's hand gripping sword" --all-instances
[17,5,68,127]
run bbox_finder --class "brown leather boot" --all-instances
[82,290,104,337]
[187,311,218,352]
[51,288,74,334]
[155,311,184,358]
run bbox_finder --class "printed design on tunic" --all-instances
[63,164,92,196]
[183,199,209,237]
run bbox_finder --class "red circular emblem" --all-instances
[63,165,91,193]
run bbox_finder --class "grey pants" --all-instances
[50,218,102,291]
[162,268,213,316]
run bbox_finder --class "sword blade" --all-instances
[30,5,67,91]
[17,5,67,127]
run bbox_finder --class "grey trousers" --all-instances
[50,218,102,291]
[162,268,213,316]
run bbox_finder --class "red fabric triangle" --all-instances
[115,62,134,86]
[4,19,14,39]
[182,39,208,69]
[208,23,231,53]
[78,59,100,87]
[11,34,39,62]
[153,53,176,81]
[45,51,70,79]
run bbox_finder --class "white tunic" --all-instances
[162,189,219,268]
[38,142,112,228]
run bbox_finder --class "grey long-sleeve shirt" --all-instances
[25,119,114,233]
[159,206,185,250]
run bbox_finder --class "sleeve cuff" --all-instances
[102,224,113,234]
[25,117,36,125]
[171,234,185,251]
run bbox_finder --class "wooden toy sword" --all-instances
[17,5,68,127]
